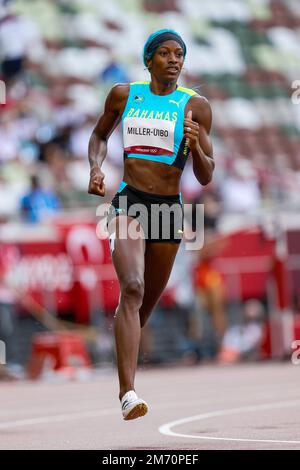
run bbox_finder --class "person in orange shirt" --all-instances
[193,191,227,342]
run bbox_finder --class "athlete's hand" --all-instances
[184,110,199,151]
[88,167,106,197]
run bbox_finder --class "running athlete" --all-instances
[88,29,214,420]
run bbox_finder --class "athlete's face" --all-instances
[148,40,184,83]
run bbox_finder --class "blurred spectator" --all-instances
[0,6,40,83]
[101,60,129,85]
[0,12,24,81]
[194,242,227,341]
[193,191,227,349]
[220,158,261,213]
[0,172,23,221]
[217,299,265,364]
[20,174,60,223]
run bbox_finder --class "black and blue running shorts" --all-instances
[107,181,184,244]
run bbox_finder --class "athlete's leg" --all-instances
[139,242,180,328]
[109,215,145,400]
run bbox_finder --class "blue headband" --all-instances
[143,29,186,67]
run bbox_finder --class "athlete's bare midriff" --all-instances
[123,157,182,195]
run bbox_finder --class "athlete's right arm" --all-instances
[88,84,129,197]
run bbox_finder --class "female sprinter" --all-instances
[88,29,214,420]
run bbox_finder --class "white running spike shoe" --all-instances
[121,390,148,420]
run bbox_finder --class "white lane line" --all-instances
[0,400,202,430]
[0,408,119,430]
[159,400,300,445]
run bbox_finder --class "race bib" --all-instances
[123,117,175,156]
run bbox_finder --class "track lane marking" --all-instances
[159,399,300,445]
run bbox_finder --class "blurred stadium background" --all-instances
[1,0,300,381]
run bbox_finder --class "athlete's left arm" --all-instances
[184,96,215,185]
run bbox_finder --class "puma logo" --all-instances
[169,97,184,107]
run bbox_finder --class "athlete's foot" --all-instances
[121,390,148,420]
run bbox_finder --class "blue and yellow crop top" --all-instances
[121,81,198,171]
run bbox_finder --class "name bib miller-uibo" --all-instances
[123,117,175,156]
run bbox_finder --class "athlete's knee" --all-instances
[121,277,144,304]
